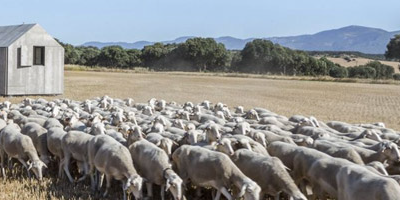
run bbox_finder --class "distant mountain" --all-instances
[81,25,400,54]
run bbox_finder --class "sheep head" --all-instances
[380,141,400,162]
[28,160,47,181]
[164,169,183,200]
[238,179,261,200]
[216,138,235,156]
[125,175,143,200]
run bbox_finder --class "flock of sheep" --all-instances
[1,96,400,200]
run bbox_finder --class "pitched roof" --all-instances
[0,24,37,47]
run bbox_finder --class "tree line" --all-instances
[59,37,400,80]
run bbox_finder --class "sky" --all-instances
[0,0,399,45]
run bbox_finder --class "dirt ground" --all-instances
[1,70,400,130]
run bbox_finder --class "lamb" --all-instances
[336,164,400,200]
[0,124,47,180]
[230,149,307,200]
[21,122,51,165]
[172,145,261,200]
[61,130,94,182]
[88,135,143,200]
[129,138,183,200]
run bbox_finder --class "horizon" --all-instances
[0,0,399,45]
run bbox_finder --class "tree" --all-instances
[76,46,100,66]
[126,49,142,67]
[348,66,376,79]
[364,61,394,79]
[141,43,175,69]
[385,35,400,60]
[175,38,229,71]
[97,46,130,68]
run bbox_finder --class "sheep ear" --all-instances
[27,163,33,171]
[156,141,161,146]
[141,132,147,138]
[165,179,171,191]
[173,141,179,146]
[238,184,247,197]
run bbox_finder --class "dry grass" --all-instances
[320,56,400,73]
[1,70,400,199]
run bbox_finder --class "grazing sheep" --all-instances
[172,145,261,200]
[336,164,400,200]
[0,124,47,180]
[88,135,143,200]
[61,131,94,182]
[129,138,183,200]
[21,122,51,165]
[231,149,307,200]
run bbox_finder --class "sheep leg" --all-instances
[103,174,112,197]
[0,150,6,179]
[89,163,96,191]
[17,158,30,179]
[58,158,64,178]
[76,162,89,182]
[122,182,127,200]
[62,154,74,183]
[214,190,221,200]
[219,187,232,200]
[98,173,104,190]
[160,184,165,200]
[146,182,153,198]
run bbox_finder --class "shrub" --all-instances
[348,66,376,79]
[329,66,348,78]
[393,73,400,80]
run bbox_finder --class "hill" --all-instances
[82,25,400,54]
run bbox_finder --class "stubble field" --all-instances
[1,70,400,199]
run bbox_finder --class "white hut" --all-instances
[0,24,64,95]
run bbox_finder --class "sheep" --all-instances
[306,157,354,199]
[105,129,127,146]
[88,135,143,200]
[312,139,365,165]
[21,122,51,165]
[43,118,63,129]
[230,149,307,200]
[0,124,47,180]
[172,145,261,200]
[129,138,183,200]
[46,127,67,176]
[336,164,400,200]
[146,133,177,157]
[61,131,94,183]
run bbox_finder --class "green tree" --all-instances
[364,61,394,79]
[141,43,175,69]
[97,46,130,68]
[175,38,229,71]
[385,35,400,60]
[126,49,142,67]
[76,46,100,66]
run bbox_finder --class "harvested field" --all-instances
[321,56,400,73]
[1,70,400,130]
[1,70,400,199]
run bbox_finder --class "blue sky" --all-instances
[0,0,399,45]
